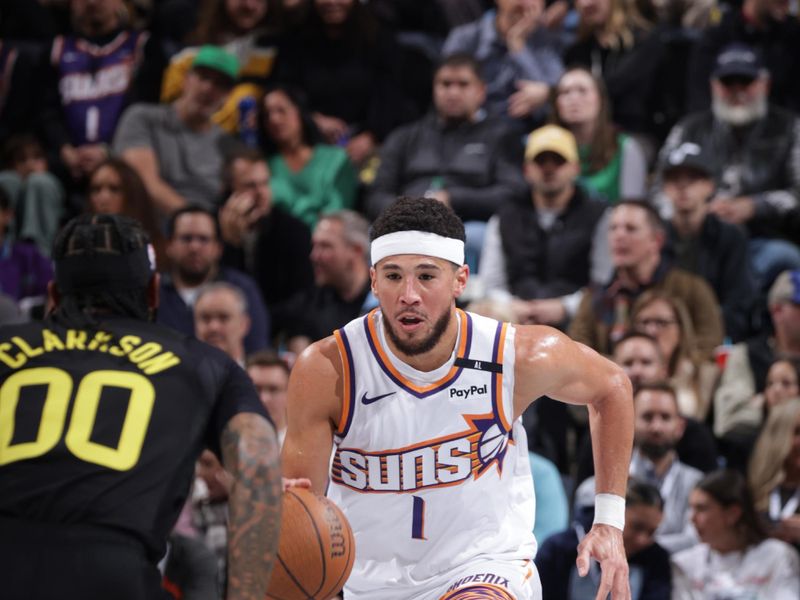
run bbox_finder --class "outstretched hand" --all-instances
[576,524,630,600]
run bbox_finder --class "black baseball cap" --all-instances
[663,142,712,178]
[712,43,764,80]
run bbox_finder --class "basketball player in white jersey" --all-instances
[283,197,634,600]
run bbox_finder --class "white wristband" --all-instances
[593,493,625,530]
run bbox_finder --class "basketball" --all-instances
[266,488,356,600]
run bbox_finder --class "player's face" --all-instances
[89,165,125,214]
[612,337,666,387]
[194,289,250,359]
[167,213,222,285]
[608,205,662,270]
[433,65,486,122]
[634,390,683,459]
[230,158,272,215]
[371,254,468,357]
[247,365,289,428]
[622,504,662,558]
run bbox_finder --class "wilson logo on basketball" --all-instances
[330,412,511,493]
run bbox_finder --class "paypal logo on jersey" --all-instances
[449,384,487,399]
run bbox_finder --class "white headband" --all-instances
[370,231,465,266]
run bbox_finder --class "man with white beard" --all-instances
[655,43,800,292]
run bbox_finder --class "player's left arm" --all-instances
[513,325,633,600]
[220,411,282,600]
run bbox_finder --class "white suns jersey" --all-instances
[328,309,537,599]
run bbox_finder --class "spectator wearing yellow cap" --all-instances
[114,45,244,217]
[475,124,611,329]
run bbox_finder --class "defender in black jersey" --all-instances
[0,215,281,600]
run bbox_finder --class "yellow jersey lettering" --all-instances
[65,330,87,350]
[42,329,66,352]
[12,337,44,359]
[65,370,155,472]
[87,331,113,351]
[138,352,181,375]
[0,343,25,369]
[0,367,73,466]
[117,335,141,355]
[128,342,162,364]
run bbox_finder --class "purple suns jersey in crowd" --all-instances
[51,30,147,146]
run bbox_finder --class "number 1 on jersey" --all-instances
[411,495,426,540]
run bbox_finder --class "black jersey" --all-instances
[0,316,269,560]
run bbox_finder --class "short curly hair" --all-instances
[370,197,465,242]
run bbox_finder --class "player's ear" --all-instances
[369,266,378,296]
[147,273,160,310]
[453,263,469,297]
[46,280,60,313]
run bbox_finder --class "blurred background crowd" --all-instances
[1,0,800,598]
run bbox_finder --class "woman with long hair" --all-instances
[672,470,800,598]
[630,290,718,421]
[749,398,800,548]
[87,158,167,268]
[550,66,647,203]
[565,0,666,145]
[258,84,357,229]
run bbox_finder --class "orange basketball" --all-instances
[266,488,356,600]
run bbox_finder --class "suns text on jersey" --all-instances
[0,329,181,375]
[331,413,510,493]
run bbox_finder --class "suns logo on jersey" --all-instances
[331,412,512,493]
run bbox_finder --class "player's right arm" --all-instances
[282,337,343,494]
[220,412,282,600]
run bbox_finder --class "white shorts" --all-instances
[416,559,542,600]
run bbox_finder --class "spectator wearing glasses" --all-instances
[569,200,723,359]
[629,291,720,423]
[157,206,270,352]
[656,43,800,292]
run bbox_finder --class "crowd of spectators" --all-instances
[2,0,800,598]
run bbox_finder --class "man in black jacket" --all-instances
[657,43,800,291]
[660,141,756,341]
[366,53,526,271]
[478,124,608,328]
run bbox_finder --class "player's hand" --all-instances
[576,524,631,600]
[282,477,312,491]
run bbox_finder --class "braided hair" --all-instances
[50,214,154,327]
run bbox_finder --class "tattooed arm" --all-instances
[220,412,282,600]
